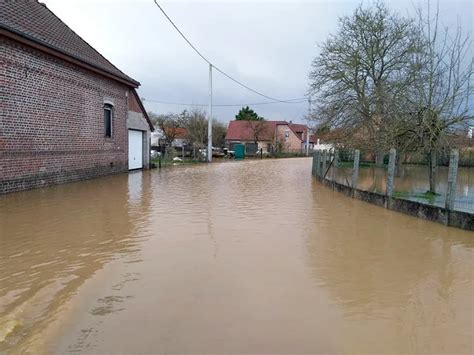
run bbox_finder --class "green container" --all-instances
[234,144,245,160]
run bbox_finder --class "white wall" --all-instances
[312,139,334,151]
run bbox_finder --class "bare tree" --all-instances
[183,108,208,150]
[308,1,472,193]
[273,133,290,153]
[212,120,227,148]
[308,1,419,160]
[406,3,473,192]
[149,112,182,146]
[171,109,228,157]
[246,120,269,145]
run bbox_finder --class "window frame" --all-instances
[104,103,113,138]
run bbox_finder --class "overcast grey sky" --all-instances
[44,0,473,123]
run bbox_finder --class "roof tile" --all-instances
[225,120,311,142]
[1,0,138,86]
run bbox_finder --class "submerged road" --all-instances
[0,158,472,354]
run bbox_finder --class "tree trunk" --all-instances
[428,150,437,193]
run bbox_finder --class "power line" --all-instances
[152,0,210,64]
[143,98,307,107]
[211,67,302,103]
[152,0,305,103]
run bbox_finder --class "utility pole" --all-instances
[207,64,213,163]
[305,97,311,156]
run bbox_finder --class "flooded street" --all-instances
[1,158,473,354]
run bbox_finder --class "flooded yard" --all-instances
[0,158,473,354]
[331,164,474,213]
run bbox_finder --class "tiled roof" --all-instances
[225,120,282,141]
[226,120,314,142]
[287,123,307,139]
[0,0,139,86]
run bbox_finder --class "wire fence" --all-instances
[313,148,474,214]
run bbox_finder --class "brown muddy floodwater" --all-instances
[0,158,473,354]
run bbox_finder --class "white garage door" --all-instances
[128,130,143,170]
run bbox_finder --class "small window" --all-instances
[285,130,290,139]
[104,104,113,138]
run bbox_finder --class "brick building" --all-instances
[225,120,314,154]
[0,1,153,194]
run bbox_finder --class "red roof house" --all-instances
[225,120,314,154]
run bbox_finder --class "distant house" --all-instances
[225,120,314,154]
[311,128,343,152]
[151,127,188,148]
[1,1,153,194]
[467,118,474,139]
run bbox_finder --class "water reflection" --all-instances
[331,165,474,212]
[0,172,151,352]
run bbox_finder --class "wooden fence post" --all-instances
[446,149,459,211]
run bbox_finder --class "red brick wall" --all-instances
[128,90,142,113]
[0,38,131,193]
